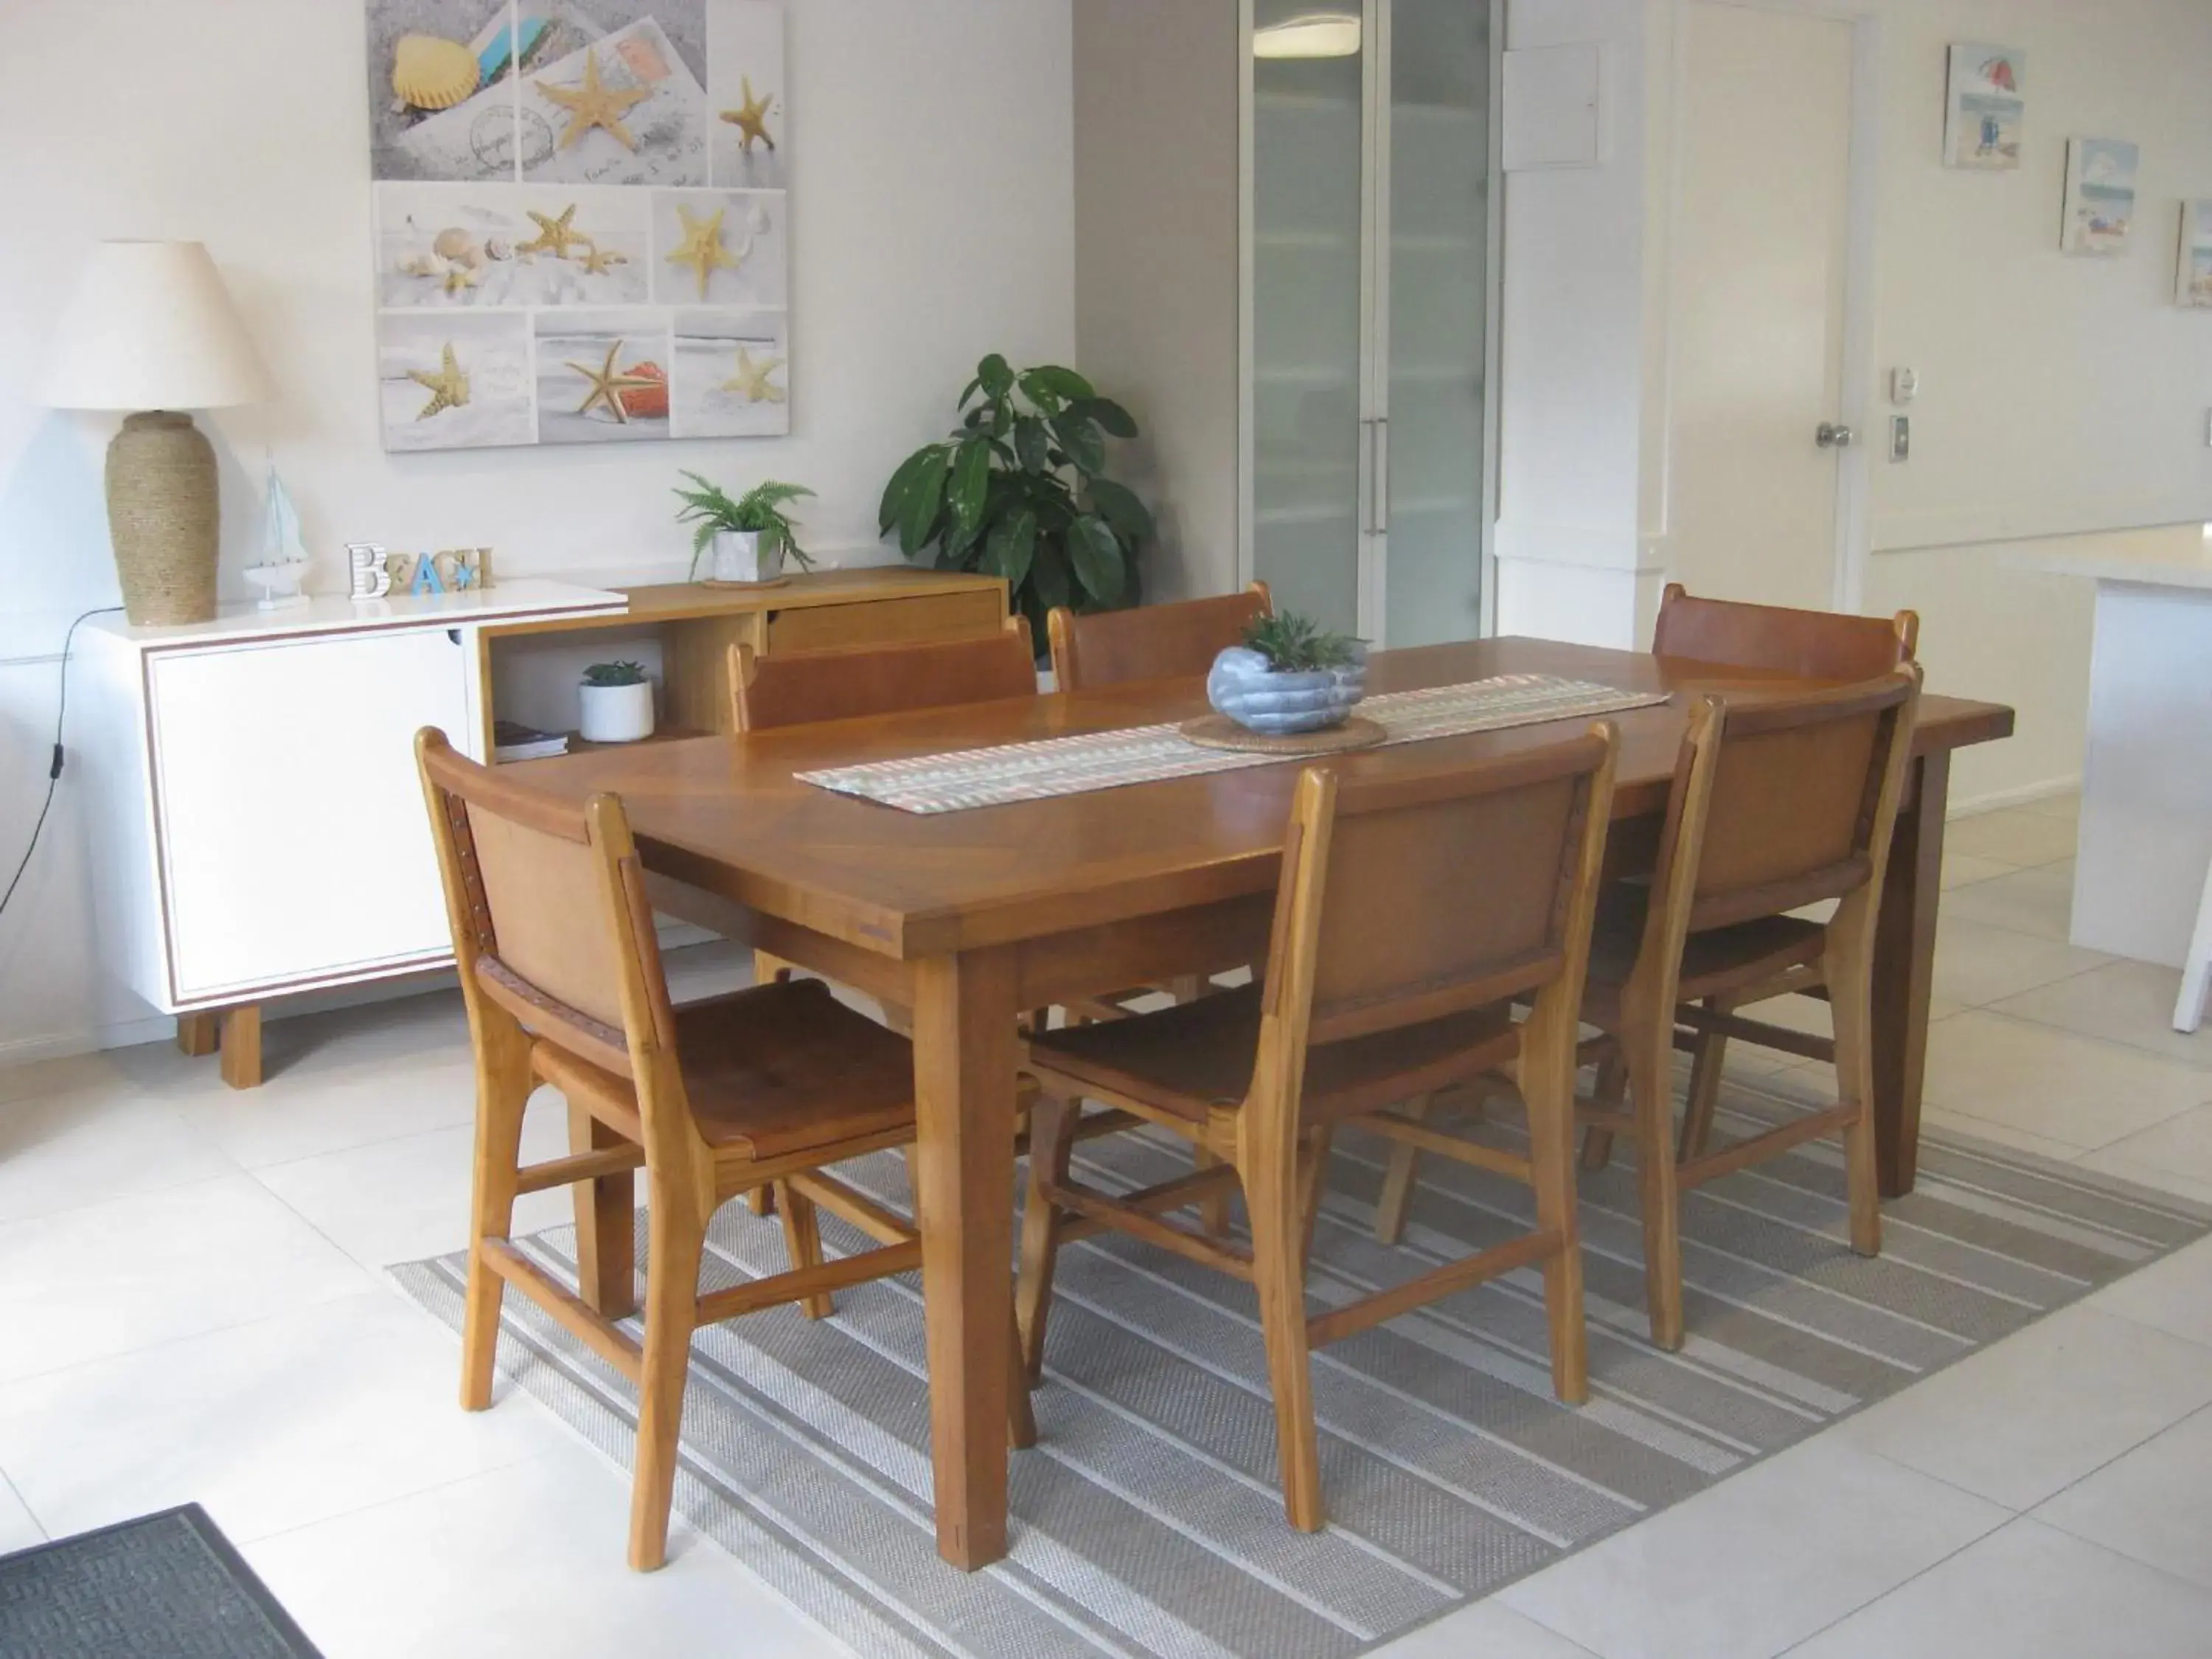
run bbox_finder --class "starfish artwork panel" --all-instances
[518,8,709,188]
[365,1,790,448]
[706,0,787,189]
[377,312,535,452]
[533,310,674,444]
[669,308,789,438]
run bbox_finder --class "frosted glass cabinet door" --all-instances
[148,628,470,1001]
[1250,0,1367,638]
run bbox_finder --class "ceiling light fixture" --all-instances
[1253,12,1361,60]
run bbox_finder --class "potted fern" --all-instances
[1207,613,1368,735]
[673,473,817,585]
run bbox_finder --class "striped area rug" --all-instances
[394,1072,2211,1658]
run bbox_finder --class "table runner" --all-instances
[796,674,1671,814]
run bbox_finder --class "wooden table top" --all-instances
[515,636,2015,960]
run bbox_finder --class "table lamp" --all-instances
[38,241,274,626]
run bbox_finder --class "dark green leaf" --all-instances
[984,509,1037,594]
[978,353,1015,400]
[1051,414,1106,476]
[880,445,944,536]
[898,449,949,554]
[1014,417,1050,473]
[950,438,993,532]
[1067,514,1127,605]
[1085,476,1155,543]
[1072,396,1138,439]
[1029,540,1072,612]
[1020,365,1097,406]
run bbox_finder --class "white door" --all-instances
[149,627,471,1001]
[1667,1,1860,611]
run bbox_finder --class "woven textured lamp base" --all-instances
[107,410,220,626]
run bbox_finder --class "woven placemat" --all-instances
[1178,714,1388,754]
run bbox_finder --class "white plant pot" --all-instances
[577,679,655,744]
[709,529,783,585]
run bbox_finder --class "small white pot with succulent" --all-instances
[674,473,818,586]
[577,660,655,745]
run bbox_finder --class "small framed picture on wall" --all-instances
[2180,203,2212,307]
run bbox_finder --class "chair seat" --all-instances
[1582,883,1826,1026]
[539,977,915,1161]
[1024,983,1518,1127]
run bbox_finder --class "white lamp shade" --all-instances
[38,240,274,411]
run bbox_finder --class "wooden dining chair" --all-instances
[1046,582,1273,691]
[1015,727,1619,1531]
[1575,670,1921,1351]
[1645,584,1920,1161]
[414,728,1032,1572]
[730,616,1037,731]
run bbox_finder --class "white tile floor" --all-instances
[3,794,2210,1657]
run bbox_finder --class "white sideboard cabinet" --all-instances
[77,580,621,1086]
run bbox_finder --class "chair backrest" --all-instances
[728,616,1036,731]
[416,729,690,1147]
[1253,727,1618,1116]
[1047,582,1273,692]
[1637,670,1921,992]
[1652,582,1917,680]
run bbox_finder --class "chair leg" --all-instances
[1299,1127,1335,1265]
[628,1186,707,1573]
[1244,1130,1325,1532]
[1520,1048,1589,1404]
[1015,1096,1077,1384]
[1829,928,1883,1259]
[1194,1144,1232,1236]
[776,1180,834,1319]
[1678,1004,1728,1162]
[461,1017,532,1412]
[746,1183,776,1218]
[1581,1054,1627,1170]
[1007,1308,1038,1450]
[1372,1093,1432,1245]
[1627,1027,1686,1352]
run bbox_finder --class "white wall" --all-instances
[1498,0,2212,805]
[0,0,1075,1061]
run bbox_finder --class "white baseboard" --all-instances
[1948,776,2081,818]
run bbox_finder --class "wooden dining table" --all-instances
[513,634,2013,1571]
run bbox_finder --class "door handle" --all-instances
[1371,418,1388,535]
[1815,422,1855,450]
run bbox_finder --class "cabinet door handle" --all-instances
[1371,419,1389,536]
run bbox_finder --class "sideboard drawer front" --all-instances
[763,588,1006,655]
[148,628,470,1001]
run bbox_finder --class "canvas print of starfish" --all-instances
[669,309,789,438]
[650,188,785,307]
[533,309,673,443]
[377,312,534,452]
[518,7,709,187]
[375,184,651,308]
[706,1,786,189]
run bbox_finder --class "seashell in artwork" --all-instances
[392,34,481,111]
[483,236,515,261]
[398,251,445,278]
[431,228,479,262]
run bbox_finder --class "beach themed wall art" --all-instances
[2179,203,2212,307]
[1943,42,2023,170]
[364,0,788,451]
[2062,137,2138,257]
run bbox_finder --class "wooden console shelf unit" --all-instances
[80,568,1007,1088]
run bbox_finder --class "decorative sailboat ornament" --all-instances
[245,460,310,610]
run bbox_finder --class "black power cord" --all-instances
[0,606,123,922]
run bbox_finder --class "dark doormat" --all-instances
[0,1503,322,1659]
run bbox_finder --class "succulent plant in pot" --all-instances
[878,354,1155,643]
[674,473,817,585]
[1207,613,1368,735]
[578,659,655,745]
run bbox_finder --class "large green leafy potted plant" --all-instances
[877,355,1155,639]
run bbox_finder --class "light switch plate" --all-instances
[1891,415,1911,462]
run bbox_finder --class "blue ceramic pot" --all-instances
[1206,644,1369,735]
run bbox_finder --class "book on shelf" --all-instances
[493,720,569,762]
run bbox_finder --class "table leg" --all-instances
[1873,749,1949,1197]
[911,945,1020,1571]
[570,1099,638,1318]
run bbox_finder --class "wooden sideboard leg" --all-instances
[176,1012,219,1058]
[218,1004,264,1091]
